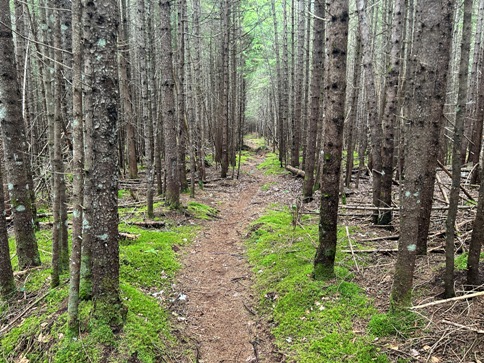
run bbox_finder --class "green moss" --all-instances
[2,209,199,362]
[246,208,388,362]
[187,201,219,220]
[261,182,276,191]
[119,225,195,288]
[257,153,287,175]
[244,133,267,148]
[368,311,422,338]
[455,252,484,270]
[118,189,131,199]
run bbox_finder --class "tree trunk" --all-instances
[160,0,180,208]
[302,0,324,200]
[466,162,484,286]
[68,0,84,334]
[314,0,349,280]
[444,0,473,299]
[379,0,405,225]
[391,0,453,310]
[83,0,123,325]
[0,0,41,270]
[357,0,383,224]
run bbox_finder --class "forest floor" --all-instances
[170,138,484,363]
[1,136,483,363]
[172,147,281,362]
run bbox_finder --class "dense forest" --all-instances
[0,0,483,362]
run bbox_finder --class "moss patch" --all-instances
[246,208,388,362]
[1,208,199,362]
[257,153,287,175]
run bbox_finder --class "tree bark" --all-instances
[302,0,324,200]
[379,0,405,225]
[0,0,41,270]
[83,0,123,325]
[391,0,453,310]
[314,0,349,280]
[160,0,180,208]
[68,0,84,334]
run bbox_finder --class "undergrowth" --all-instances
[246,208,389,362]
[0,200,209,362]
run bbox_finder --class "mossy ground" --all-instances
[256,153,288,175]
[0,199,210,362]
[246,208,390,362]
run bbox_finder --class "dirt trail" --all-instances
[174,154,279,363]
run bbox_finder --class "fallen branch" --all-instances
[358,235,400,242]
[0,289,52,336]
[345,226,360,273]
[410,291,484,310]
[285,165,305,178]
[441,319,484,334]
[341,248,398,253]
[13,266,43,277]
[437,160,475,201]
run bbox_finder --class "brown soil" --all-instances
[173,153,281,363]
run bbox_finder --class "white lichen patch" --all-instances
[16,205,26,212]
[98,234,109,241]
[96,38,107,48]
[405,191,411,198]
[0,106,6,119]
[407,244,417,252]
[73,210,80,218]
[7,183,13,191]
[82,218,90,230]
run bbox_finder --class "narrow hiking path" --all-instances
[173,152,281,363]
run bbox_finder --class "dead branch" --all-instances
[410,291,484,310]
[441,319,484,334]
[0,289,52,336]
[437,160,475,201]
[345,226,360,273]
[341,248,398,253]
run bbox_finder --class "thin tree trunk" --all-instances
[0,0,40,270]
[314,0,349,280]
[357,0,383,224]
[444,0,473,298]
[303,0,324,200]
[68,0,84,334]
[379,0,405,225]
[160,0,180,208]
[391,0,453,310]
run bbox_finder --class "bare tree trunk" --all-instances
[466,159,484,286]
[161,0,180,208]
[0,161,14,299]
[303,0,324,200]
[51,0,68,287]
[119,0,137,180]
[314,0,349,280]
[68,0,84,334]
[357,0,383,224]
[379,0,405,225]
[391,0,453,310]
[345,34,361,188]
[0,0,40,270]
[444,0,473,298]
[83,0,123,324]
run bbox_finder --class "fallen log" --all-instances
[285,165,305,178]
